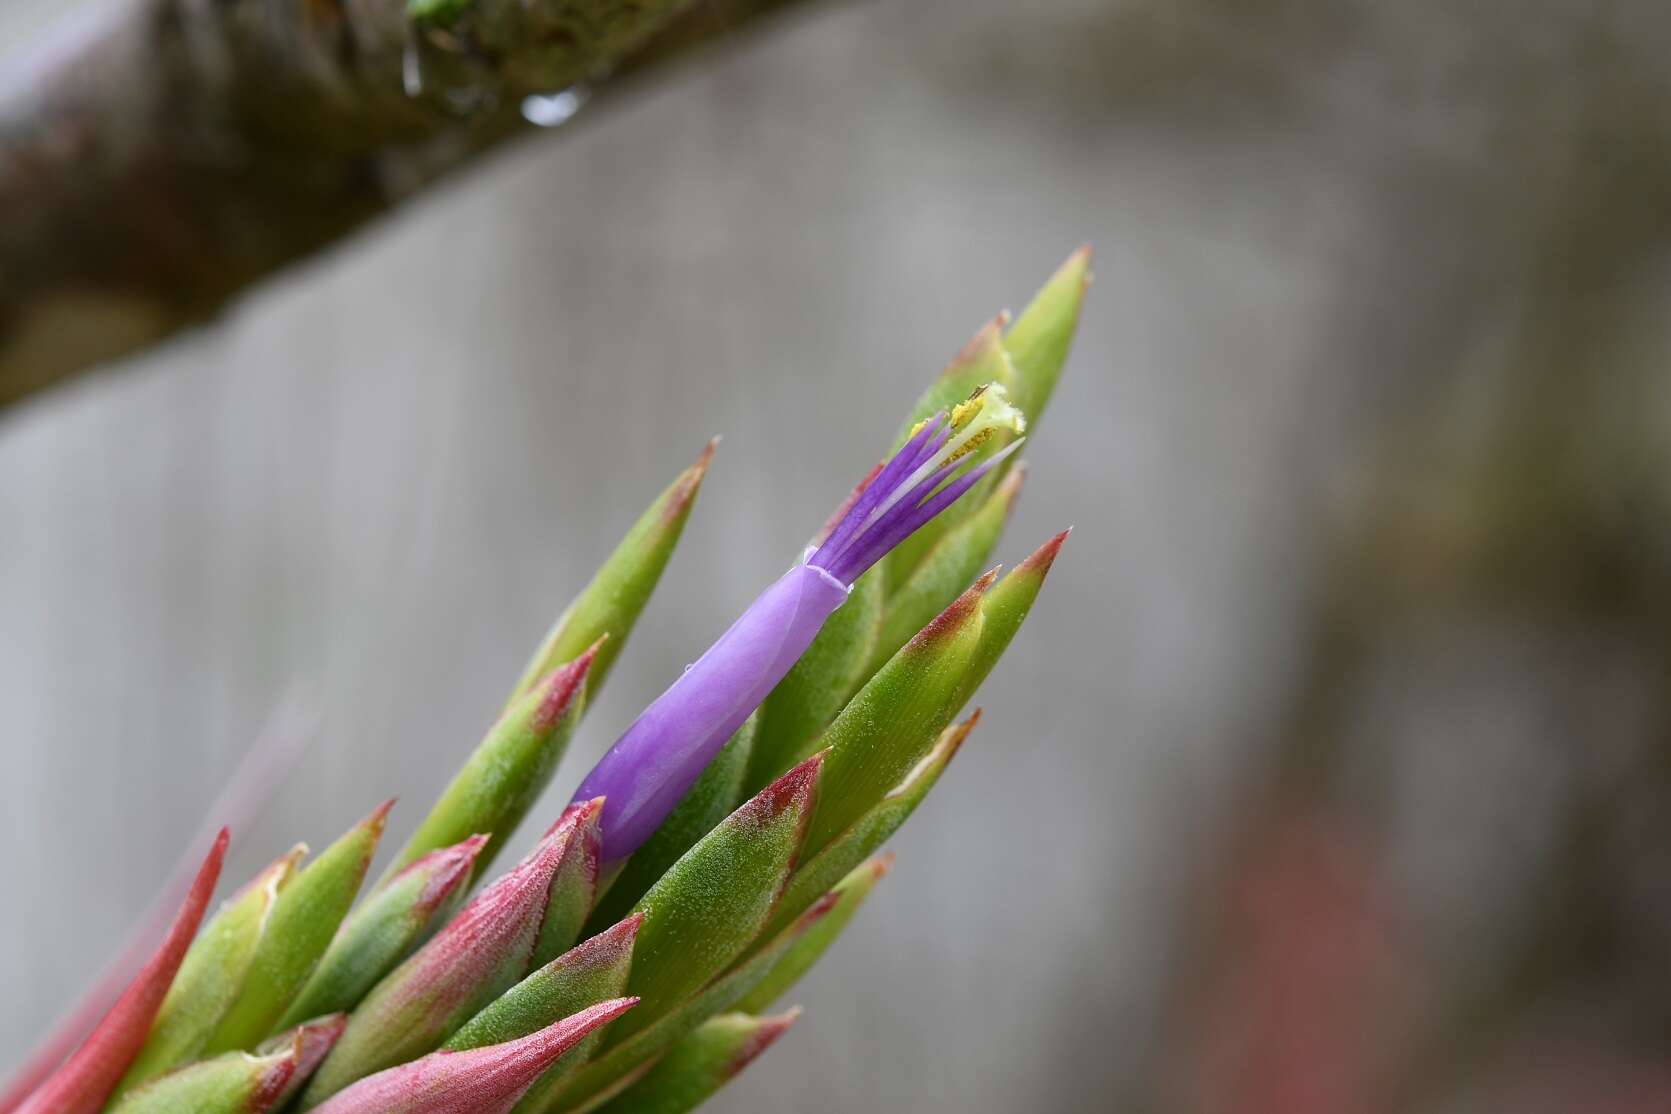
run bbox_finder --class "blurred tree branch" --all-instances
[0,0,812,410]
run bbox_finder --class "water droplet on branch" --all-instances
[402,37,425,97]
[520,85,590,129]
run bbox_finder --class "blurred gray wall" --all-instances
[5,1,1665,1110]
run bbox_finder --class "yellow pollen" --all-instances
[943,426,995,466]
[949,398,983,431]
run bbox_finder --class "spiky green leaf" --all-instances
[542,889,839,1112]
[382,647,594,884]
[300,804,600,1108]
[113,849,300,1097]
[204,803,389,1053]
[951,531,1068,711]
[444,917,641,1114]
[611,755,821,1043]
[802,573,990,855]
[587,714,758,933]
[1003,246,1090,428]
[278,835,485,1030]
[107,1016,343,1114]
[735,856,891,1014]
[762,712,974,942]
[508,442,715,705]
[589,1010,799,1114]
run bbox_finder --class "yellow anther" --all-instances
[943,426,995,466]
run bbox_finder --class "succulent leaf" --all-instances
[113,845,302,1097]
[1003,246,1091,429]
[531,802,604,969]
[610,755,822,1043]
[300,802,603,1107]
[546,880,844,1112]
[16,830,227,1114]
[802,574,991,856]
[509,441,715,705]
[204,801,390,1053]
[446,917,642,1114]
[763,713,975,943]
[951,530,1069,711]
[383,646,596,884]
[309,999,639,1114]
[585,714,758,934]
[735,855,892,1014]
[446,916,641,1053]
[105,1014,345,1114]
[278,835,486,1029]
[589,1010,800,1114]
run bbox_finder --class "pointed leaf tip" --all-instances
[942,312,1011,380]
[532,800,606,966]
[750,750,824,826]
[17,830,226,1114]
[113,843,303,1096]
[509,445,713,707]
[766,713,976,943]
[303,814,595,1105]
[203,803,390,1055]
[387,648,595,882]
[1019,528,1070,577]
[292,1014,348,1077]
[278,833,488,1031]
[531,646,596,734]
[311,997,639,1114]
[617,755,824,1042]
[666,438,719,522]
[1003,251,1089,425]
[736,854,894,1015]
[104,1014,344,1114]
[595,1007,801,1112]
[905,567,998,650]
[727,1008,801,1077]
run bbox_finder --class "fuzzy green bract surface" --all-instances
[4,252,1083,1114]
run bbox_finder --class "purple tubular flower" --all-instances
[574,383,1025,862]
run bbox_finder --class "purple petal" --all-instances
[811,413,946,567]
[574,562,849,862]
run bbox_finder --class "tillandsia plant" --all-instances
[3,249,1089,1114]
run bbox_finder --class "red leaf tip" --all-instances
[531,649,595,734]
[726,1008,801,1079]
[1016,529,1069,579]
[749,751,823,826]
[365,799,397,832]
[907,571,999,653]
[664,438,719,523]
[14,831,227,1114]
[944,312,1011,377]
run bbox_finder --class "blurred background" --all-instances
[5,0,1671,1110]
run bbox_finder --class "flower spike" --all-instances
[573,384,1025,863]
[809,385,1025,586]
